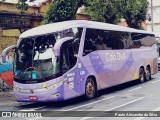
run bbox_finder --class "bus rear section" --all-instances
[79,28,158,93]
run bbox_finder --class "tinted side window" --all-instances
[106,31,132,49]
[61,40,80,74]
[83,28,132,55]
[83,29,114,56]
[83,29,97,56]
[61,28,82,73]
[131,33,156,48]
[84,28,156,53]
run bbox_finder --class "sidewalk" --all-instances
[0,90,14,100]
[0,90,21,111]
[0,90,14,102]
[0,86,12,92]
[0,90,16,106]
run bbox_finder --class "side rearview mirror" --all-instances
[1,45,16,63]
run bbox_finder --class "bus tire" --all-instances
[85,77,96,99]
[139,67,145,83]
[145,66,151,81]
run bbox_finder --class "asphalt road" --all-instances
[1,72,160,120]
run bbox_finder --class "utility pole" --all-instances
[151,0,154,32]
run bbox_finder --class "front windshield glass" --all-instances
[14,35,59,80]
[14,27,82,82]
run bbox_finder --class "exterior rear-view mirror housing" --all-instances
[1,45,16,63]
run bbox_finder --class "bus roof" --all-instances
[20,20,154,38]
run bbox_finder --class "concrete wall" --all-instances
[0,1,51,90]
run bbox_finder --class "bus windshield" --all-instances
[14,27,82,83]
[14,35,60,80]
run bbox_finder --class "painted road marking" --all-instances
[129,87,141,92]
[151,80,160,83]
[80,117,93,120]
[33,106,46,110]
[19,109,36,111]
[28,96,115,120]
[19,106,45,111]
[80,97,145,120]
[105,97,145,111]
[62,96,115,111]
[152,106,160,111]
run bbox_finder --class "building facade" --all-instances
[147,0,160,38]
[0,0,52,89]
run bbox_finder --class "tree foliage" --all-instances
[16,0,28,14]
[84,0,121,24]
[15,0,35,14]
[11,0,148,29]
[103,1,122,24]
[119,0,148,29]
[42,0,80,24]
[84,0,148,29]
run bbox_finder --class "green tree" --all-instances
[103,1,122,24]
[42,0,89,24]
[15,0,35,14]
[119,0,148,29]
[13,0,148,29]
[84,0,148,29]
[84,0,122,24]
[84,0,106,22]
[16,0,29,14]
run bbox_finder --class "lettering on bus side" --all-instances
[69,82,74,89]
[68,77,74,82]
[105,53,126,62]
[80,71,85,75]
[67,73,75,77]
[78,63,82,68]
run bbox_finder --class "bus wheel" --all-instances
[85,77,96,99]
[145,66,151,81]
[139,67,145,83]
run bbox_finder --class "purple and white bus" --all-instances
[2,20,158,102]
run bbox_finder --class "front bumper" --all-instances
[14,87,63,102]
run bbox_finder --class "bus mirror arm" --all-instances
[53,48,60,57]
[1,45,16,63]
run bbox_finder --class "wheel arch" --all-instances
[88,75,97,91]
[83,74,98,97]
[138,66,145,83]
[146,64,151,72]
[140,66,145,71]
[145,64,152,80]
